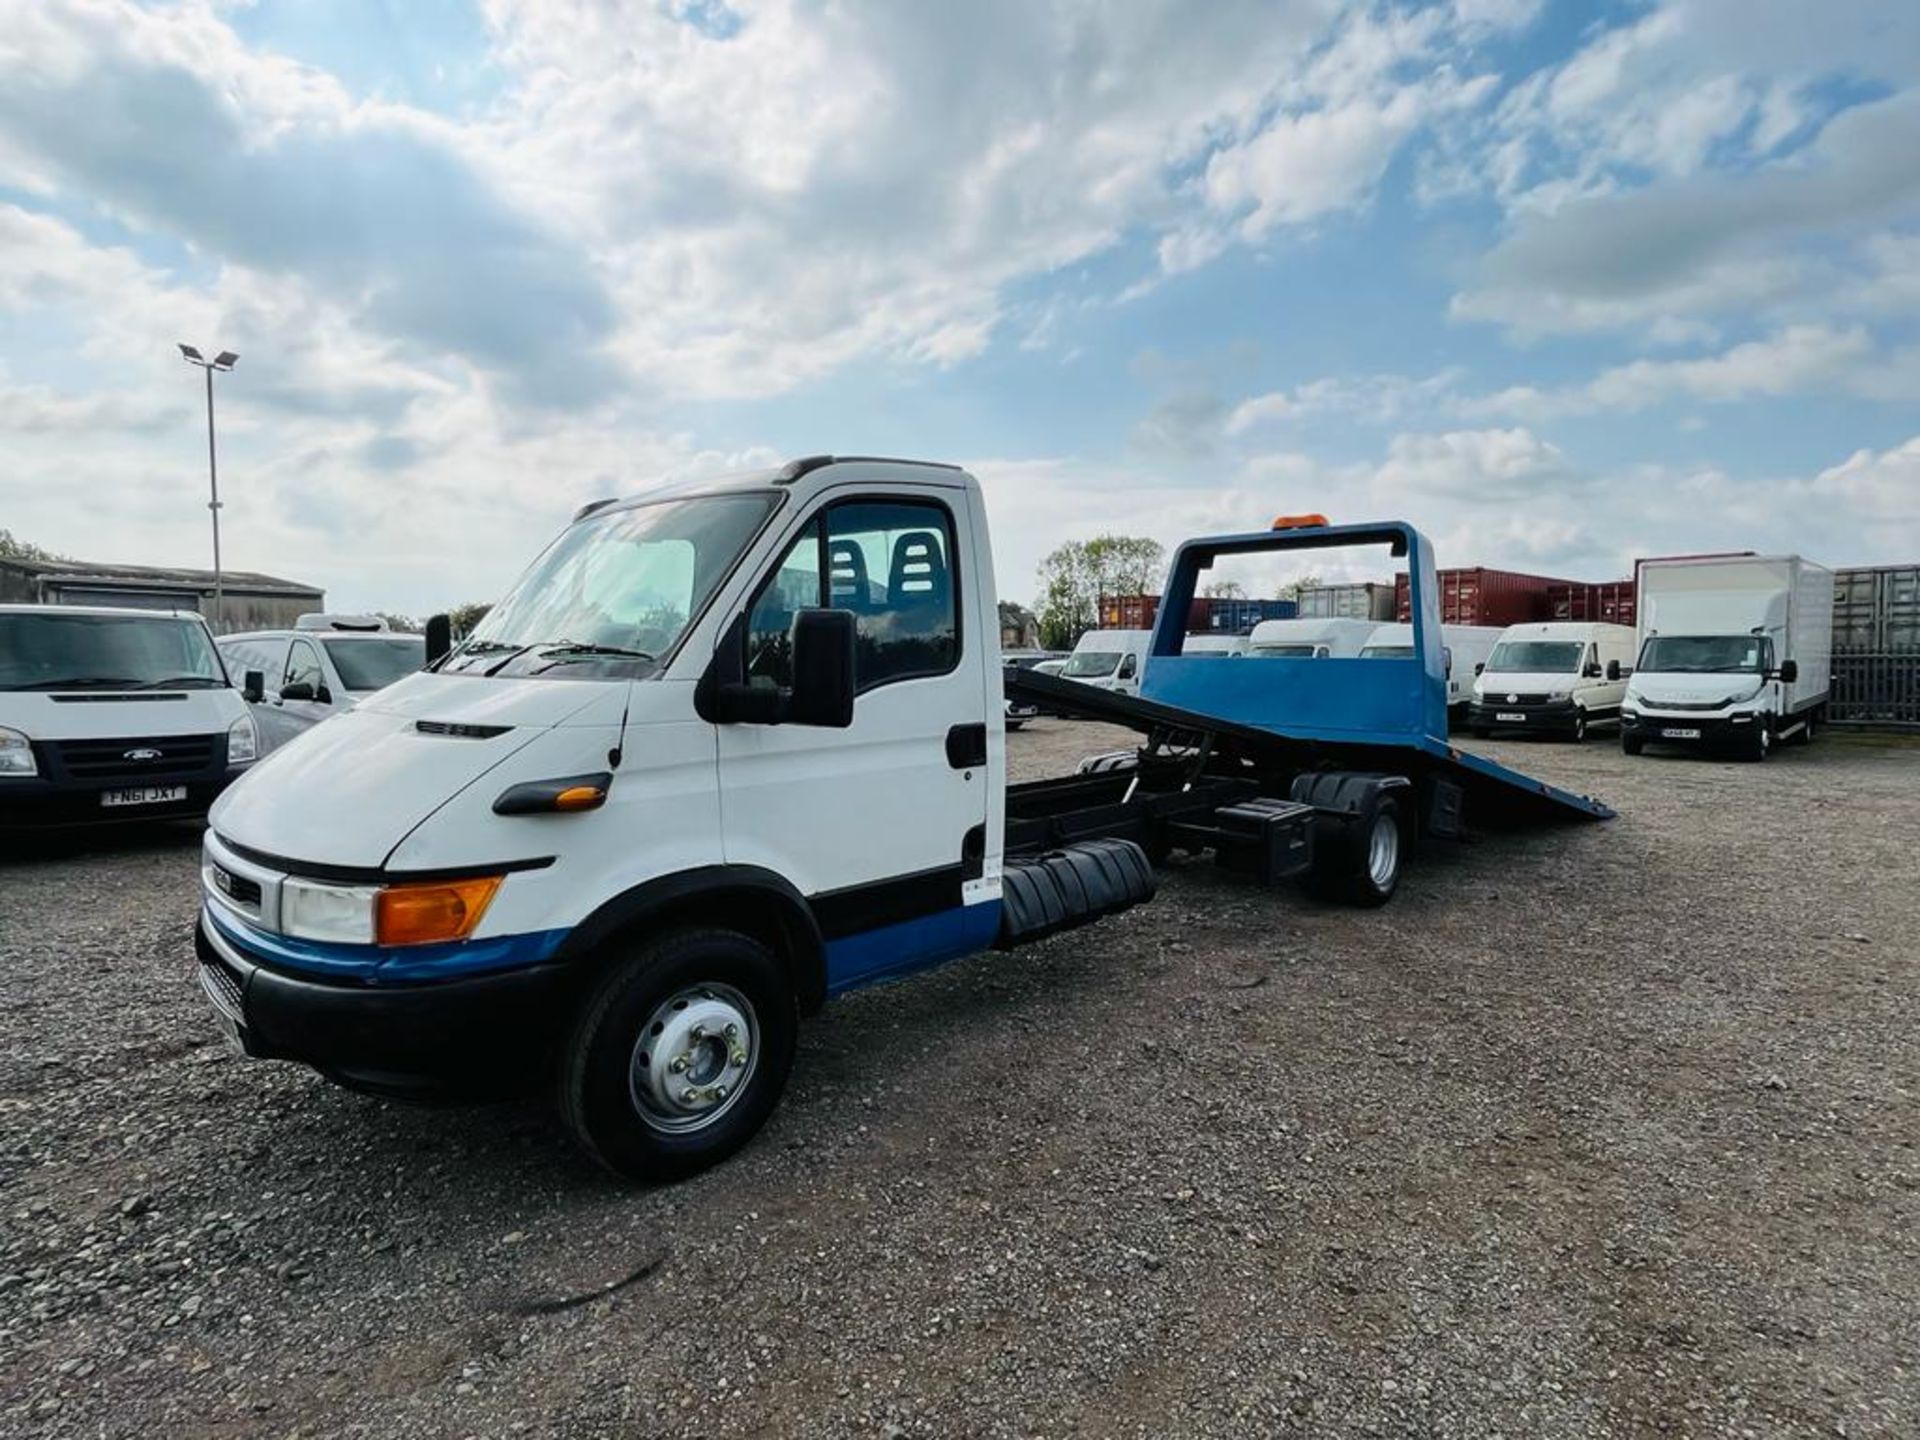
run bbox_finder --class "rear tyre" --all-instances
[556,927,797,1183]
[1309,793,1404,908]
[1794,713,1816,746]
[1621,732,1644,756]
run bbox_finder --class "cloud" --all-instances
[0,0,620,407]
[1464,325,1894,419]
[1805,437,1920,522]
[1454,81,1920,338]
[1226,369,1465,433]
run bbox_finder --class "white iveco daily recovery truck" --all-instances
[1622,554,1832,760]
[195,457,1598,1182]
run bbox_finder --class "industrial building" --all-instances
[0,555,323,634]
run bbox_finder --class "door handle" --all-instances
[945,723,987,769]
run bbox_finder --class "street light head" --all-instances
[178,343,204,362]
[213,351,239,369]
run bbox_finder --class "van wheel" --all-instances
[556,927,797,1183]
[1741,725,1772,764]
[1795,714,1816,746]
[1569,712,1588,743]
[1309,794,1404,908]
[1621,732,1644,756]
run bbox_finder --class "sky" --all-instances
[1,0,1916,614]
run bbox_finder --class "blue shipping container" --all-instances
[1202,597,1297,632]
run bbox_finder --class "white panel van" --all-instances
[1468,622,1636,741]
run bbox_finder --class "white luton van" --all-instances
[1467,621,1636,741]
[1244,617,1378,659]
[0,605,258,826]
[1360,622,1503,717]
[1622,554,1832,760]
[194,458,1447,1182]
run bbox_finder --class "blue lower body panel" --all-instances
[825,902,1003,996]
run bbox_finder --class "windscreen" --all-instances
[1486,640,1582,674]
[1062,650,1121,678]
[1360,644,1415,659]
[445,494,776,680]
[1639,635,1767,673]
[1249,643,1318,658]
[0,612,225,690]
[324,636,425,691]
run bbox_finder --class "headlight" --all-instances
[226,713,259,766]
[1548,687,1572,701]
[0,726,36,777]
[281,877,379,943]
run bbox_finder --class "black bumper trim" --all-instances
[195,915,571,1100]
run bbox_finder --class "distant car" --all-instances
[1000,649,1056,729]
[217,615,426,754]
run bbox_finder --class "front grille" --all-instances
[199,960,245,1021]
[207,861,263,910]
[1486,693,1553,706]
[1643,696,1736,712]
[52,734,218,782]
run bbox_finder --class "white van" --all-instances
[0,604,257,826]
[1177,633,1250,658]
[1361,623,1504,714]
[1059,629,1150,696]
[219,616,426,754]
[1245,617,1378,659]
[1468,621,1635,741]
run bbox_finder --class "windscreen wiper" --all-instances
[529,641,658,672]
[139,676,221,689]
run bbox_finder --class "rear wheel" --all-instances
[1309,793,1404,908]
[556,927,797,1182]
[1794,712,1816,746]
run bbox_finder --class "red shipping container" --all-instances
[1394,568,1568,626]
[1548,579,1637,627]
[1096,593,1212,631]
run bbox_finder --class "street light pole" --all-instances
[178,344,239,630]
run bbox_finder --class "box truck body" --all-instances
[1623,555,1833,759]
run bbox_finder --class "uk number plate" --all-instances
[1496,711,1526,722]
[102,786,188,807]
[1661,727,1702,740]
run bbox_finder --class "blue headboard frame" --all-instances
[1142,520,1448,742]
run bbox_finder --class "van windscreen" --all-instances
[1062,650,1121,678]
[0,613,225,691]
[1485,640,1582,674]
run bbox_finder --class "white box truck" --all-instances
[1622,554,1833,761]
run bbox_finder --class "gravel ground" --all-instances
[3,721,1917,1438]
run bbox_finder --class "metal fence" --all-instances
[1830,652,1920,728]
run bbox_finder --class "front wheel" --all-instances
[1569,711,1588,744]
[1621,731,1644,756]
[556,927,797,1183]
[1740,724,1772,764]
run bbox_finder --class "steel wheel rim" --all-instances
[1367,812,1399,889]
[628,983,759,1135]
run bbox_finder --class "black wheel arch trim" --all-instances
[555,865,828,1012]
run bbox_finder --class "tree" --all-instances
[0,530,65,562]
[445,601,492,637]
[1202,579,1246,600]
[1033,534,1165,650]
[375,611,421,633]
[1276,571,1322,600]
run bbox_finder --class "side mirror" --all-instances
[280,681,315,702]
[316,684,334,706]
[1606,659,1621,681]
[694,610,856,728]
[425,614,452,666]
[1473,662,1485,676]
[1776,658,1798,684]
[243,670,265,704]
[786,609,856,727]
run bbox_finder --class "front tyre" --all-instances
[1740,723,1772,764]
[557,927,797,1183]
[1621,731,1644,756]
[1569,711,1588,744]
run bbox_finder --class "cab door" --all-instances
[715,490,992,990]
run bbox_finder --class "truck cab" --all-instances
[1,604,258,827]
[196,458,1027,1179]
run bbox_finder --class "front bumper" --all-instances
[0,773,241,828]
[1468,699,1581,735]
[195,908,571,1100]
[1620,710,1759,747]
